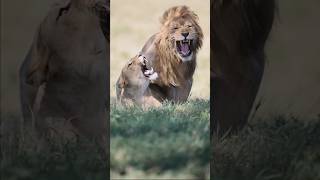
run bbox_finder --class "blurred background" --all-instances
[1,1,50,116]
[110,0,210,100]
[255,0,320,120]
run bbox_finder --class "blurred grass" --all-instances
[1,100,210,179]
[110,0,210,99]
[212,116,320,180]
[3,109,319,180]
[2,108,318,179]
[0,128,109,180]
[110,99,210,179]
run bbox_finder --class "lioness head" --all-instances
[117,55,158,104]
[158,6,203,62]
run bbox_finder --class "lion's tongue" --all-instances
[180,43,190,56]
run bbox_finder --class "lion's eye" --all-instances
[187,25,192,28]
[173,27,179,30]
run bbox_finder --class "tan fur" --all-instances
[19,0,109,151]
[140,6,203,103]
[116,55,161,109]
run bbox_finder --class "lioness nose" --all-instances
[182,32,189,38]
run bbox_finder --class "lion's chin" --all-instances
[175,39,195,62]
[177,52,193,62]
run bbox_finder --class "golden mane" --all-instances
[153,6,203,86]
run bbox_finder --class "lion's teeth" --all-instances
[138,56,144,63]
[144,68,154,75]
[149,72,158,81]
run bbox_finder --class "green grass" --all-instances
[2,102,319,180]
[1,129,109,180]
[212,116,320,180]
[1,100,210,179]
[110,99,211,179]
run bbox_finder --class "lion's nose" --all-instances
[181,32,189,38]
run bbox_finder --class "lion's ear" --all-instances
[159,9,170,25]
[160,6,197,25]
[160,6,180,25]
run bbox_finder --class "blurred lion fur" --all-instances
[211,0,276,135]
[19,0,109,149]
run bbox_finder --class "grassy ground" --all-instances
[212,116,320,180]
[0,100,210,179]
[2,111,319,180]
[110,100,210,179]
[0,114,109,180]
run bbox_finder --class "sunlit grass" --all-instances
[110,99,211,179]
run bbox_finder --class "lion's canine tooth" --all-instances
[138,55,145,64]
[149,72,158,81]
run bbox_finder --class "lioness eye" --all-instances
[187,25,192,28]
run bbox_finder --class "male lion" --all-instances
[139,5,203,103]
[116,55,161,108]
[19,0,109,149]
[211,0,276,135]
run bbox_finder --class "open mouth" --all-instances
[176,39,193,57]
[141,62,148,72]
[139,57,149,74]
[138,55,158,80]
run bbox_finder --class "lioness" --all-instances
[19,0,109,149]
[116,55,161,108]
